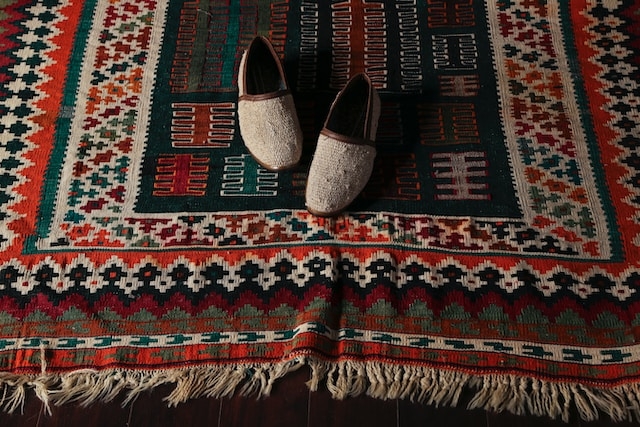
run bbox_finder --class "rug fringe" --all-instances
[306,358,640,423]
[2,357,640,422]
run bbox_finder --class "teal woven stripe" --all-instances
[221,0,241,87]
[558,1,623,262]
[257,1,272,35]
[189,0,211,91]
[26,0,98,253]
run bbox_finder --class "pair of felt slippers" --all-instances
[237,36,380,217]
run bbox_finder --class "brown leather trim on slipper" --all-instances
[363,78,375,141]
[319,128,376,147]
[238,89,291,102]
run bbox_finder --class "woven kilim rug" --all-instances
[1,0,640,422]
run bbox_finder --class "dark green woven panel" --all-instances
[136,0,519,217]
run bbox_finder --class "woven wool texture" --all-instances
[0,0,639,422]
[237,95,303,169]
[306,135,377,214]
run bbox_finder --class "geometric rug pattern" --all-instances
[1,0,640,421]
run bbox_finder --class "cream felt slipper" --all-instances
[237,36,303,171]
[306,73,381,217]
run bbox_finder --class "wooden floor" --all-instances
[4,367,637,427]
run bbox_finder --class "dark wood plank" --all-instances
[218,365,310,427]
[487,410,582,427]
[580,417,640,427]
[486,403,640,427]
[3,393,44,427]
[128,384,222,427]
[36,394,132,427]
[308,381,398,427]
[398,390,488,427]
